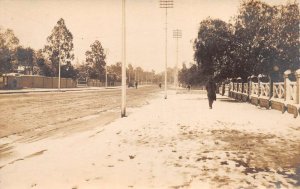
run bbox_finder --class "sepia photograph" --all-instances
[0,0,299,188]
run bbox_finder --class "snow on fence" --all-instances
[238,83,243,93]
[286,81,297,104]
[225,69,300,118]
[243,83,248,95]
[249,82,260,105]
[270,82,285,113]
[233,83,238,92]
[251,82,260,97]
[225,84,229,96]
[235,82,243,101]
[260,82,270,99]
[272,82,285,100]
[240,83,249,101]
[259,82,271,109]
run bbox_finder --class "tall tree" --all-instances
[85,40,106,80]
[135,67,143,82]
[0,28,19,50]
[275,2,300,73]
[233,0,299,80]
[36,49,53,76]
[0,28,19,74]
[127,63,134,83]
[194,18,232,81]
[0,46,12,74]
[233,0,276,79]
[44,18,74,77]
[108,62,122,82]
[16,47,35,75]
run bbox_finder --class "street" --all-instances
[0,86,160,138]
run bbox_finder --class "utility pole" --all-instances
[160,0,173,99]
[128,67,130,83]
[121,0,127,117]
[105,65,108,88]
[105,49,109,88]
[58,46,61,90]
[173,29,182,93]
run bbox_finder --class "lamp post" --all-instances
[173,29,182,93]
[160,0,173,99]
[121,0,127,117]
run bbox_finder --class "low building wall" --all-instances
[0,75,76,89]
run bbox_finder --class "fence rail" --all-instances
[260,82,270,99]
[272,82,284,100]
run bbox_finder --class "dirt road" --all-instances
[0,86,160,139]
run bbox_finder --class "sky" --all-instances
[0,0,291,72]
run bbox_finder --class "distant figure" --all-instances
[159,83,162,88]
[187,84,191,91]
[135,81,138,89]
[221,82,225,96]
[206,77,217,109]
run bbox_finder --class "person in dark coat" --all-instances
[135,81,138,89]
[187,84,191,91]
[221,82,225,96]
[206,77,217,109]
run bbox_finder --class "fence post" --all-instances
[295,69,300,105]
[258,74,262,97]
[284,70,291,102]
[247,76,251,100]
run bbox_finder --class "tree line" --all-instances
[180,0,299,85]
[0,18,160,83]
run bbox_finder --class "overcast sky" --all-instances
[0,0,290,72]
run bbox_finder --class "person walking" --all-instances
[187,84,191,91]
[135,81,138,89]
[206,77,217,109]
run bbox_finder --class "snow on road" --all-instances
[0,90,299,189]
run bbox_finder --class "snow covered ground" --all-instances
[0,90,299,189]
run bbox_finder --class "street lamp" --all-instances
[160,0,173,99]
[173,29,182,93]
[121,0,127,117]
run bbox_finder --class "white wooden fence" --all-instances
[223,69,300,118]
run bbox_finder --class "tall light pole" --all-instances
[58,48,61,90]
[105,49,109,88]
[173,29,182,93]
[121,0,127,117]
[160,0,173,99]
[105,65,108,88]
